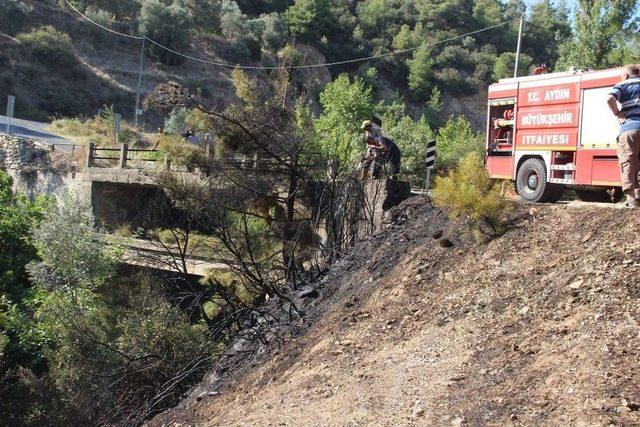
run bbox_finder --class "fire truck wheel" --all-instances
[516,158,565,203]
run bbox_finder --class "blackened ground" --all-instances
[151,197,640,427]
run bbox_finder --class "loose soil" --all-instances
[152,198,640,426]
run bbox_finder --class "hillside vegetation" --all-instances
[1,0,638,124]
[152,198,640,426]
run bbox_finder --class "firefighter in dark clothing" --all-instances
[363,135,401,179]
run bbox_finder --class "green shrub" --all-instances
[435,116,484,172]
[50,113,142,146]
[0,0,28,36]
[315,74,374,169]
[138,0,193,65]
[164,107,189,135]
[67,0,140,19]
[220,0,249,38]
[181,0,221,34]
[433,152,510,235]
[258,12,288,51]
[493,52,533,81]
[385,115,435,185]
[84,7,116,45]
[407,43,434,98]
[166,143,211,172]
[16,26,78,67]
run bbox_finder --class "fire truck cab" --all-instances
[486,67,625,202]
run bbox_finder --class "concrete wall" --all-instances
[0,134,77,199]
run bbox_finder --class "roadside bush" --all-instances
[164,107,190,135]
[16,26,78,67]
[435,116,484,172]
[43,286,209,425]
[50,111,141,146]
[433,152,510,235]
[164,142,211,172]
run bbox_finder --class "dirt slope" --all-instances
[153,198,640,426]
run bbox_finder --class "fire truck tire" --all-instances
[516,158,565,203]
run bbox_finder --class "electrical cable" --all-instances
[65,0,522,70]
[65,0,144,39]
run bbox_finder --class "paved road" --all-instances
[0,115,73,147]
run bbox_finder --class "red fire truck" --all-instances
[486,66,626,202]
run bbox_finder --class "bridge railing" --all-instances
[86,142,327,173]
[86,142,170,170]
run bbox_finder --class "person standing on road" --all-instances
[607,64,640,208]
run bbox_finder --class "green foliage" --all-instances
[285,0,355,50]
[185,108,216,132]
[28,190,121,300]
[493,52,533,81]
[231,68,262,104]
[16,26,78,67]
[68,0,140,19]
[435,116,484,172]
[408,44,434,98]
[165,141,212,171]
[556,0,639,70]
[285,0,327,43]
[280,43,304,66]
[182,0,222,33]
[433,152,510,235]
[43,284,208,425]
[0,0,28,36]
[523,0,571,66]
[385,115,435,184]
[0,172,50,373]
[425,86,443,128]
[84,7,117,45]
[139,0,193,65]
[258,12,289,51]
[164,107,190,135]
[315,74,374,168]
[221,0,250,38]
[219,0,264,60]
[236,0,292,14]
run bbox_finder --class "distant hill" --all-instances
[0,0,579,130]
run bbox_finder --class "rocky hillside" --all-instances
[152,197,640,426]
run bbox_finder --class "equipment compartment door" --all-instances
[580,87,619,149]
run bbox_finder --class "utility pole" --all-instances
[514,16,524,78]
[133,38,146,128]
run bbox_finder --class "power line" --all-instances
[65,0,143,40]
[65,0,522,71]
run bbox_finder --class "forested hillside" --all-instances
[1,1,640,426]
[1,0,638,124]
